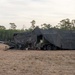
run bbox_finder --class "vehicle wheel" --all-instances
[46,45,52,50]
[43,44,51,50]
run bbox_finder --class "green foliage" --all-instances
[30,20,36,29]
[55,18,75,30]
[41,23,52,29]
[0,29,24,41]
[10,23,17,30]
[0,25,6,30]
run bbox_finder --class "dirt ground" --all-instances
[0,44,75,75]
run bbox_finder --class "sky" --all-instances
[0,0,75,29]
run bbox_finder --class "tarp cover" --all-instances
[33,28,75,49]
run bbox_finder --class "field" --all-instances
[0,44,75,75]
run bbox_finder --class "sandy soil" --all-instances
[0,44,75,75]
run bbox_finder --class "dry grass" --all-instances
[0,44,75,75]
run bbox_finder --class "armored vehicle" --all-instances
[7,27,75,50]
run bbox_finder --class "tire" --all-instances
[43,44,52,50]
[46,45,52,50]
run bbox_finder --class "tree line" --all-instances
[0,18,75,41]
[30,18,75,30]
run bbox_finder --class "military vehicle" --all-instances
[7,27,75,50]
